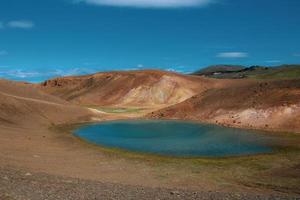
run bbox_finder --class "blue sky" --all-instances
[0,0,300,82]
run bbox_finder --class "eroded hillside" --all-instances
[2,69,300,133]
[148,79,300,133]
[39,70,219,108]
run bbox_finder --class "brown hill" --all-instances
[0,79,95,128]
[148,79,300,133]
[39,70,219,108]
[3,69,299,133]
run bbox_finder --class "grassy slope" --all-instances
[251,66,300,79]
[194,65,300,80]
[86,105,144,113]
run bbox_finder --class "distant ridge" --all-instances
[193,65,245,76]
[193,64,300,79]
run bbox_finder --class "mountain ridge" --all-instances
[193,64,300,79]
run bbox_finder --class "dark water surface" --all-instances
[74,120,274,157]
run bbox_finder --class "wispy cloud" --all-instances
[137,64,144,68]
[3,70,41,78]
[293,53,300,57]
[0,67,98,82]
[216,52,248,58]
[135,64,191,73]
[166,66,192,74]
[0,22,4,29]
[75,0,215,8]
[0,50,7,56]
[55,67,97,76]
[7,20,35,29]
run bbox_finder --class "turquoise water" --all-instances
[74,120,273,157]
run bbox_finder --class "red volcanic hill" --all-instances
[39,70,220,108]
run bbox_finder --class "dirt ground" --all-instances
[1,112,300,199]
[1,74,300,199]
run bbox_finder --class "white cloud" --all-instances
[76,0,214,8]
[0,69,41,78]
[165,65,191,74]
[166,68,182,73]
[293,53,300,57]
[217,52,248,58]
[7,20,35,29]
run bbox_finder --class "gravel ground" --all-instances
[0,167,299,200]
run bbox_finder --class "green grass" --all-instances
[86,106,144,113]
[252,68,300,79]
[99,107,144,113]
[200,65,300,80]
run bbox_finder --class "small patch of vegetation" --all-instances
[252,68,300,79]
[98,107,144,113]
[86,106,145,113]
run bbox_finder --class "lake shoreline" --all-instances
[73,120,279,158]
[1,113,300,198]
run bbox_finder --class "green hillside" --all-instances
[194,65,300,80]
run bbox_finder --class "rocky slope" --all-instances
[39,70,218,108]
[148,79,300,133]
[2,69,300,133]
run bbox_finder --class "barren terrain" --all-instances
[39,70,222,108]
[0,70,300,199]
[148,79,300,133]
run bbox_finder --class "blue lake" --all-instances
[74,120,273,157]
